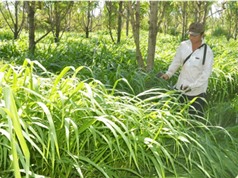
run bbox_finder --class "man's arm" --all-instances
[161,44,183,80]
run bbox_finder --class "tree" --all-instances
[223,1,238,40]
[105,1,124,44]
[161,1,215,40]
[26,1,51,56]
[192,1,213,25]
[78,1,99,38]
[129,1,168,71]
[126,3,130,37]
[26,1,36,55]
[0,1,25,39]
[45,1,74,43]
[181,2,188,40]
[72,1,100,38]
[105,1,124,43]
[105,1,116,43]
[117,1,123,43]
[128,1,144,69]
[147,1,168,71]
[146,1,159,71]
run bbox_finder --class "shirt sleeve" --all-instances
[189,48,214,89]
[165,43,183,78]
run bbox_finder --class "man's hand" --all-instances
[160,74,169,80]
[181,85,191,92]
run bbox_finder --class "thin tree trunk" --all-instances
[105,2,115,43]
[86,1,91,38]
[27,1,36,55]
[0,1,25,39]
[202,2,209,25]
[55,2,60,43]
[117,1,123,43]
[195,1,201,22]
[234,9,238,40]
[181,2,187,41]
[146,1,159,71]
[129,1,145,69]
[126,5,129,36]
[14,2,19,39]
[26,1,51,56]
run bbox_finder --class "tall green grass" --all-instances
[0,29,238,177]
[0,58,238,178]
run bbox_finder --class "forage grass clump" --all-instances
[0,59,238,178]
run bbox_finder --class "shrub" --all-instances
[211,26,228,37]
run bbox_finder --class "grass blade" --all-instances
[3,86,30,178]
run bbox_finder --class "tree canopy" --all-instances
[0,1,237,69]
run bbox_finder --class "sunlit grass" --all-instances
[0,58,237,178]
[0,30,238,177]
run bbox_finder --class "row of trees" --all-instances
[0,1,237,70]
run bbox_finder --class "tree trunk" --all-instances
[14,2,19,39]
[194,1,201,22]
[234,8,238,40]
[117,1,123,43]
[85,1,91,38]
[47,2,73,43]
[26,1,36,56]
[146,1,159,71]
[129,1,145,69]
[181,2,187,41]
[26,1,51,56]
[126,5,130,36]
[105,2,115,43]
[0,1,25,40]
[55,2,61,43]
[202,2,209,25]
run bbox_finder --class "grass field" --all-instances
[0,29,238,178]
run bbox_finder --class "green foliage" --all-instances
[0,29,238,178]
[1,59,237,178]
[0,28,14,40]
[211,26,228,37]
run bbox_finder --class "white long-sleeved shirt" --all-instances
[166,39,214,96]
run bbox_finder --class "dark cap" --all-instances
[188,22,204,35]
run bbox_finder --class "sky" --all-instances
[93,0,105,17]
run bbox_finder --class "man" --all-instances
[161,22,214,117]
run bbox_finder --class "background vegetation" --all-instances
[0,1,238,178]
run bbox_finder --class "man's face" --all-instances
[189,33,203,43]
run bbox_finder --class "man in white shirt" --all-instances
[161,22,214,117]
